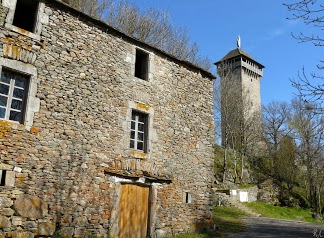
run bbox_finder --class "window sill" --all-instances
[133,76,151,84]
[0,119,20,127]
[5,23,40,41]
[130,150,148,159]
[135,76,149,81]
[0,119,28,131]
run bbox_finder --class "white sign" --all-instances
[239,191,248,202]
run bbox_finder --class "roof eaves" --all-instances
[214,48,265,68]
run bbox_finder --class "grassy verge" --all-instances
[213,205,248,235]
[165,206,248,238]
[164,234,209,238]
[238,183,257,189]
[245,201,322,223]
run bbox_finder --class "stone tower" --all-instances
[215,41,264,148]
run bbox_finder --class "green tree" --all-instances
[275,136,298,191]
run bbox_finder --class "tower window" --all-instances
[135,49,149,80]
[13,0,39,32]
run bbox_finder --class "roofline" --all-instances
[44,0,216,79]
[214,49,265,69]
[215,57,265,69]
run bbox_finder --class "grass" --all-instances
[245,201,323,223]
[238,183,257,189]
[165,206,249,238]
[213,206,249,235]
[166,202,323,237]
[165,234,209,238]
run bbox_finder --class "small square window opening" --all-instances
[135,49,149,80]
[130,111,148,152]
[0,69,29,123]
[13,0,39,32]
[0,170,7,186]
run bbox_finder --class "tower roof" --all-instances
[215,48,265,68]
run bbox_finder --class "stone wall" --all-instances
[0,0,215,237]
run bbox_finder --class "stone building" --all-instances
[0,0,215,237]
[215,44,264,148]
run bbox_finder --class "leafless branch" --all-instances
[68,0,212,71]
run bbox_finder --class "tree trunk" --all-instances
[240,153,244,182]
[222,147,227,182]
[233,149,238,183]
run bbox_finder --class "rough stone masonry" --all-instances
[0,0,215,237]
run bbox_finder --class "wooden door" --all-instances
[119,184,150,238]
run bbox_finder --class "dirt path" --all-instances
[228,217,324,238]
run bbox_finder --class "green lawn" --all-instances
[245,201,322,223]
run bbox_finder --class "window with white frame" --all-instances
[130,111,148,152]
[0,69,29,123]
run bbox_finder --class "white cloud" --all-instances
[264,19,299,41]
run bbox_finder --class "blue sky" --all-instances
[133,0,322,106]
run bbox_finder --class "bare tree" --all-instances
[262,101,292,173]
[290,68,324,113]
[284,0,324,111]
[68,0,112,19]
[215,62,263,183]
[214,63,243,182]
[289,97,324,214]
[68,0,212,71]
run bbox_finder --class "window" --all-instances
[0,170,15,187]
[0,69,29,123]
[12,0,39,32]
[130,111,148,152]
[135,49,149,80]
[184,192,192,204]
[0,170,7,186]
